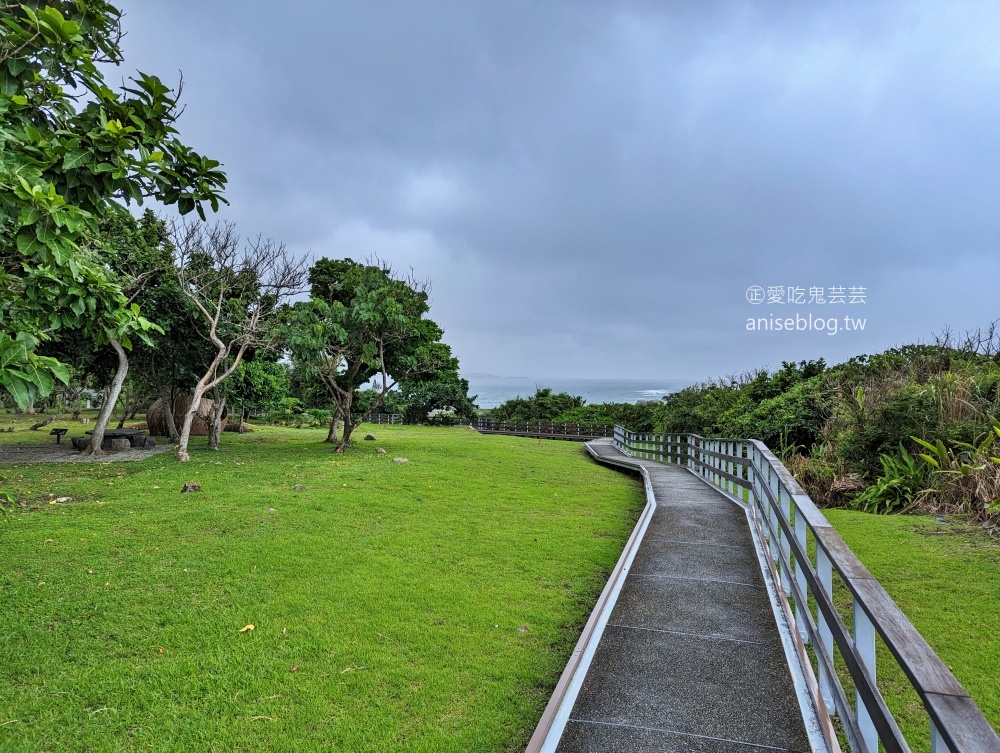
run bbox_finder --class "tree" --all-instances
[281,258,452,451]
[228,358,290,429]
[172,220,305,461]
[38,210,178,453]
[490,388,585,422]
[101,210,209,443]
[399,359,477,424]
[0,1,226,410]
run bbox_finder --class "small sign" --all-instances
[50,428,68,444]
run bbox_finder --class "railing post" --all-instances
[793,501,809,644]
[816,547,836,715]
[723,441,729,493]
[727,441,734,494]
[779,483,791,593]
[931,721,949,753]
[854,599,879,753]
[768,466,780,563]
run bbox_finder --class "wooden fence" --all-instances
[472,418,613,440]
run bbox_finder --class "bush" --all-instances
[658,361,830,448]
[490,388,584,422]
[259,399,329,428]
[850,444,931,514]
[555,402,660,431]
[832,384,939,479]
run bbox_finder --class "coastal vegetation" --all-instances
[496,332,1000,523]
[656,333,1000,523]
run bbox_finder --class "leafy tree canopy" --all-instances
[282,258,451,449]
[0,1,227,408]
[399,362,477,424]
[228,358,291,417]
[490,388,585,423]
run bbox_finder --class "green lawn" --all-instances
[824,509,1000,747]
[0,422,644,752]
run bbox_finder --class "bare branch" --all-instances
[169,218,308,459]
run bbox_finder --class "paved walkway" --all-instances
[556,439,813,752]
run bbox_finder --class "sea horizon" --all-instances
[462,375,692,409]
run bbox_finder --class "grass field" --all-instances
[0,418,644,752]
[2,413,997,750]
[824,509,1000,746]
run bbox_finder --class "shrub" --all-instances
[556,402,660,431]
[850,444,932,514]
[490,389,585,422]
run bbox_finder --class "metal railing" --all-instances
[351,412,402,425]
[473,418,614,438]
[612,426,1000,753]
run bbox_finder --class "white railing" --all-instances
[351,412,402,425]
[612,426,999,753]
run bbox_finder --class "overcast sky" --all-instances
[117,1,1000,381]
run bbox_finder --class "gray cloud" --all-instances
[117,0,1000,379]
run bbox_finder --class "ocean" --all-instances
[464,376,690,410]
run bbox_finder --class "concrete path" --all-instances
[555,439,812,752]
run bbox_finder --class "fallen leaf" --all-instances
[291,664,299,672]
[157,647,164,655]
[282,627,287,635]
[44,538,53,544]
[518,625,529,633]
[239,624,255,633]
[86,569,93,574]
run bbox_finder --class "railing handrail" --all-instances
[472,417,615,437]
[611,426,1000,753]
[350,412,401,424]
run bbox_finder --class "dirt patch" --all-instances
[0,443,173,465]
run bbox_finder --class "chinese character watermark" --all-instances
[743,284,868,334]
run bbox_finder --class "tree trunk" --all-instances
[83,340,129,456]
[160,389,181,443]
[325,411,341,443]
[176,339,250,461]
[335,394,355,452]
[336,421,358,451]
[176,381,210,462]
[177,364,219,461]
[208,391,225,450]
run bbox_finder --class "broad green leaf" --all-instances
[61,148,91,170]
